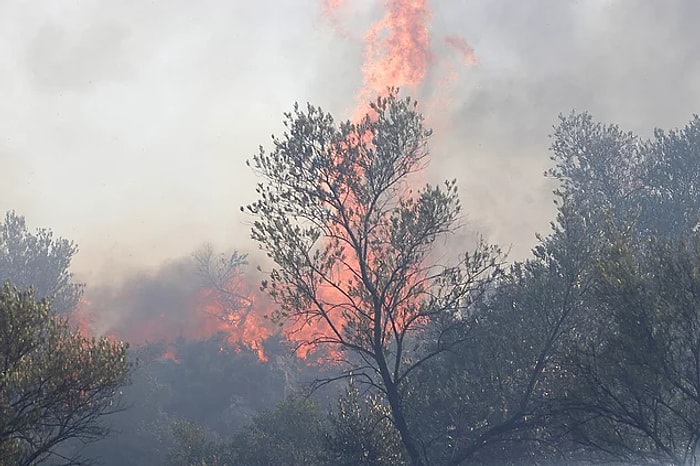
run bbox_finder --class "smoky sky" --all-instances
[2,0,699,285]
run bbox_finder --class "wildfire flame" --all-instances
[360,0,432,100]
[276,0,478,359]
[323,1,476,104]
[197,279,276,361]
[70,269,277,363]
[70,1,478,364]
[69,297,96,336]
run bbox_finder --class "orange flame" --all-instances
[71,273,278,362]
[323,1,477,113]
[266,0,474,360]
[69,297,95,336]
[69,1,479,365]
[197,280,276,361]
[360,0,432,100]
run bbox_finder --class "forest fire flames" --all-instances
[357,0,432,103]
[71,272,276,362]
[70,0,477,363]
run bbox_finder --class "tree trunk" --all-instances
[375,350,425,466]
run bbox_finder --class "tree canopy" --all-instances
[244,90,505,465]
[0,211,83,315]
[5,102,700,466]
[0,283,131,465]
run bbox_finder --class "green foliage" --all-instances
[326,386,406,465]
[548,111,642,212]
[166,421,230,466]
[167,389,409,466]
[548,111,700,245]
[230,397,328,466]
[0,283,130,465]
[643,116,700,237]
[533,111,700,463]
[402,246,588,465]
[558,232,700,464]
[0,211,84,314]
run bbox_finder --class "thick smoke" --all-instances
[426,0,700,256]
[85,257,201,344]
[2,0,699,277]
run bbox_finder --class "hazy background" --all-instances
[2,0,699,286]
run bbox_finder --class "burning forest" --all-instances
[3,1,700,465]
[63,0,483,367]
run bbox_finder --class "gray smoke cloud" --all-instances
[423,0,700,257]
[85,256,200,341]
[2,0,699,284]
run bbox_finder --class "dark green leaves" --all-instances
[0,283,131,466]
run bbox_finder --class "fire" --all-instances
[265,0,478,359]
[69,1,478,364]
[197,281,276,361]
[323,1,477,105]
[322,0,345,13]
[360,0,432,100]
[69,297,95,336]
[70,267,278,362]
[322,0,432,115]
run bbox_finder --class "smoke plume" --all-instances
[2,0,699,351]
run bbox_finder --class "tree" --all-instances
[194,244,252,322]
[557,231,700,465]
[641,115,700,238]
[167,397,334,466]
[0,211,84,314]
[404,244,591,465]
[229,397,328,466]
[243,89,504,466]
[0,283,131,465]
[326,385,406,465]
[547,111,700,246]
[85,334,297,466]
[166,421,231,466]
[536,111,700,463]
